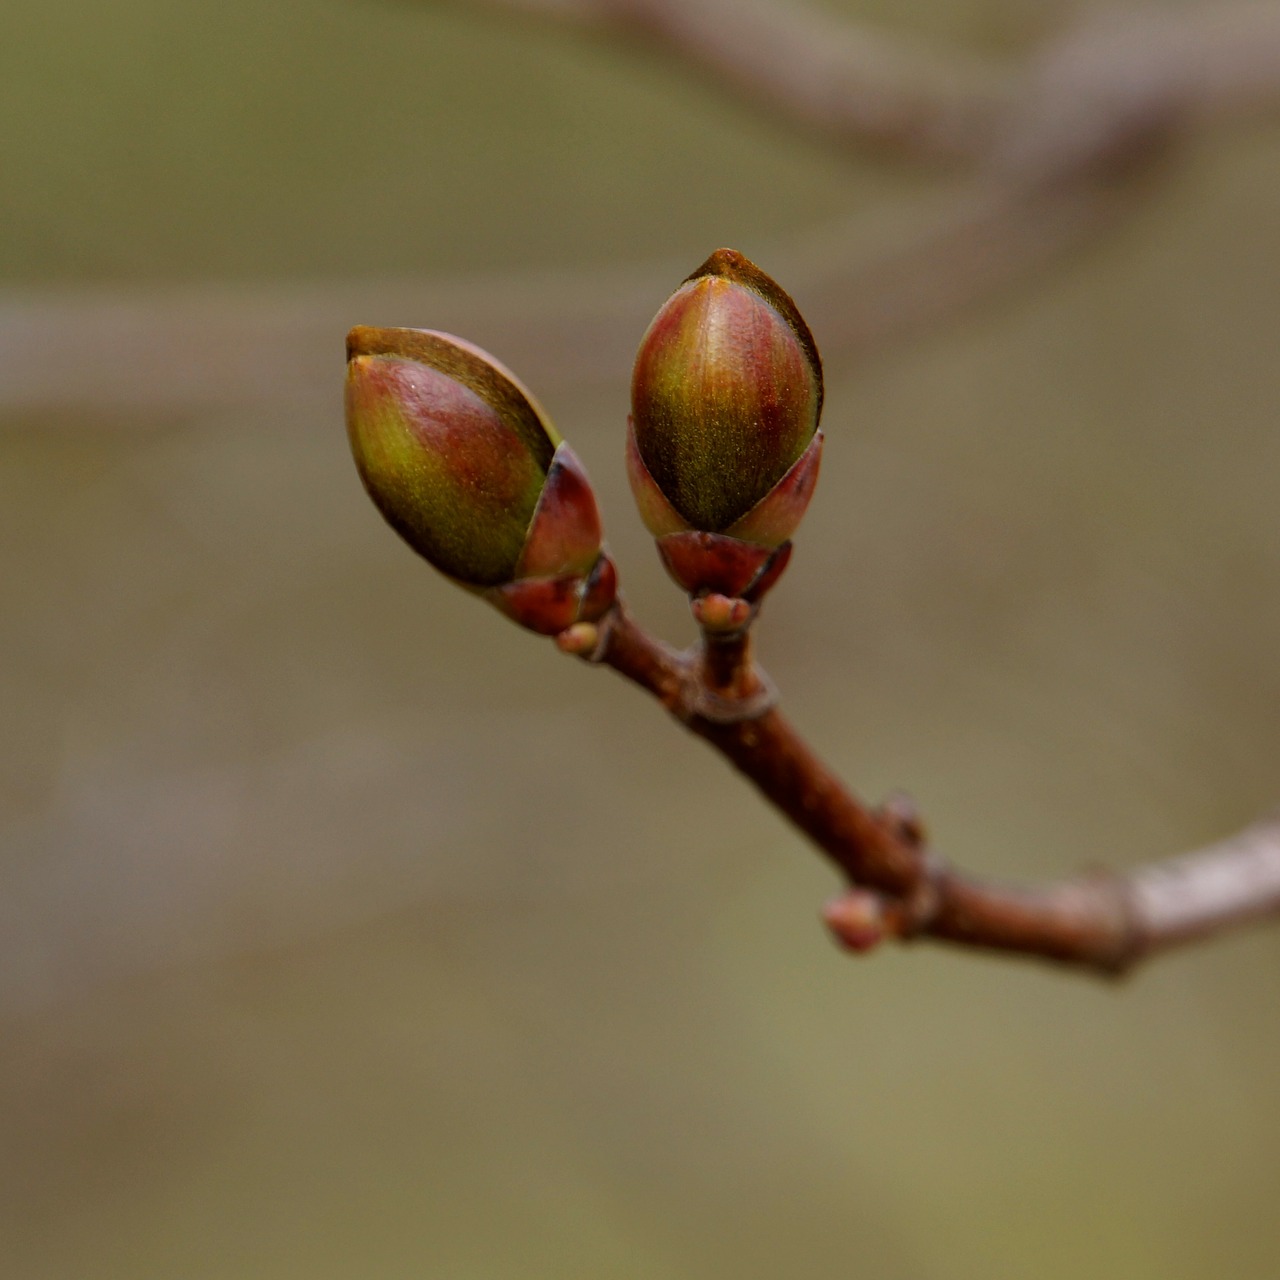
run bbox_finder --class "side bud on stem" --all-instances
[627,249,824,613]
[346,326,616,636]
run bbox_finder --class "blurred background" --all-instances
[3,0,1280,1276]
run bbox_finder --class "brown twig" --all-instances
[583,600,1280,975]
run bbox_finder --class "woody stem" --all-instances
[581,599,1280,976]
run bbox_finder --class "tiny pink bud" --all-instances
[690,593,752,632]
[822,891,888,954]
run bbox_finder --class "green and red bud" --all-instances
[346,326,615,635]
[627,249,824,602]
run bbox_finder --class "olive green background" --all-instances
[3,1,1279,1277]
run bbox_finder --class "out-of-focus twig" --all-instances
[483,0,1008,161]
[780,175,1155,364]
[4,1,1280,420]
[992,4,1280,180]
[0,272,666,417]
[0,177,1137,417]
[473,0,1280,164]
[0,176,1159,418]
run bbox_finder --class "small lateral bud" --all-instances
[554,621,600,657]
[346,326,616,635]
[690,593,752,633]
[823,890,888,954]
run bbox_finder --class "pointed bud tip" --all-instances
[346,324,381,361]
[683,248,760,294]
[346,326,560,462]
[683,249,822,407]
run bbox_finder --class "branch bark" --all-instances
[582,600,1280,975]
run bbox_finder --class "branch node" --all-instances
[878,789,928,847]
[690,668,779,723]
[881,848,947,940]
[1082,867,1147,977]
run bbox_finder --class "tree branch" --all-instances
[469,0,1280,165]
[582,600,1280,975]
[582,0,1006,162]
[458,0,1005,160]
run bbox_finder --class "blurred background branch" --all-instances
[465,0,1008,159]
[6,1,1280,416]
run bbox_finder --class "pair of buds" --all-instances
[345,250,824,637]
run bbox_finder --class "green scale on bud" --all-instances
[346,326,616,635]
[627,249,824,603]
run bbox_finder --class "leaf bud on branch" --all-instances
[627,249,824,607]
[346,326,616,635]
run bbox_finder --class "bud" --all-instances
[627,249,824,601]
[823,890,887,954]
[346,326,616,635]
